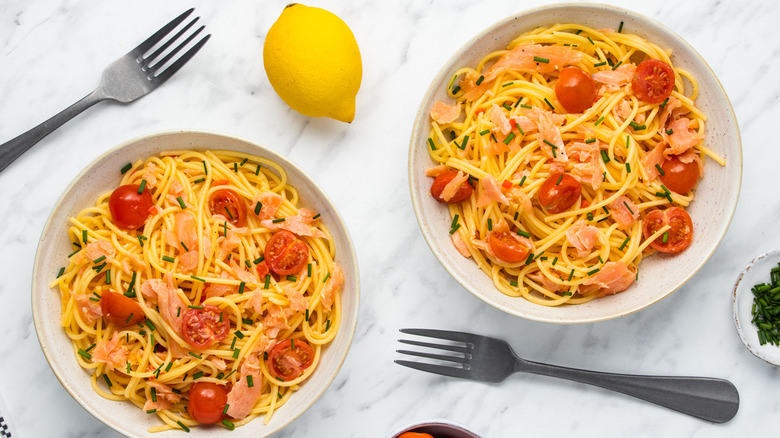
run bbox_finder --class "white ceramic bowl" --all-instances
[32,131,360,437]
[733,249,780,366]
[408,4,741,323]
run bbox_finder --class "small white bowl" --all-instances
[387,420,482,438]
[408,3,742,323]
[32,131,360,437]
[733,249,780,366]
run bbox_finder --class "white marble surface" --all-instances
[0,0,776,436]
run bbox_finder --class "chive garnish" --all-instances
[177,421,191,432]
[595,115,605,126]
[287,275,297,282]
[587,36,595,45]
[312,213,321,220]
[666,129,674,135]
[176,196,186,209]
[255,164,261,176]
[568,269,575,281]
[562,292,573,296]
[618,21,624,32]
[502,102,512,111]
[662,232,669,243]
[188,305,204,310]
[519,175,527,187]
[533,56,550,63]
[524,252,534,265]
[233,162,238,173]
[491,133,498,143]
[552,257,558,266]
[487,218,493,231]
[82,230,88,244]
[93,255,106,264]
[655,164,665,176]
[103,374,112,387]
[543,98,555,110]
[137,180,147,194]
[619,236,630,250]
[503,132,515,145]
[326,319,331,331]
[587,268,600,275]
[151,387,158,402]
[510,280,518,287]
[449,223,461,235]
[254,256,265,264]
[78,349,92,360]
[611,60,623,70]
[239,282,246,294]
[626,163,631,173]
[323,272,331,282]
[162,255,175,263]
[305,308,310,321]
[587,212,594,221]
[146,409,157,414]
[57,267,65,278]
[428,138,436,150]
[272,218,285,224]
[137,235,146,247]
[543,139,557,149]
[232,349,240,359]
[585,138,596,144]
[190,275,206,282]
[660,97,669,108]
[264,274,270,289]
[555,174,563,186]
[222,419,235,430]
[247,375,254,388]
[193,177,206,184]
[476,75,485,85]
[120,163,132,174]
[145,319,156,331]
[244,260,252,269]
[516,230,531,238]
[452,85,461,94]
[501,81,514,87]
[460,135,469,150]
[520,104,532,109]
[600,150,610,163]
[479,129,490,136]
[189,352,202,359]
[193,371,204,379]
[594,61,607,67]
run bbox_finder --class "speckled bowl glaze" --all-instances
[733,249,780,366]
[32,131,360,437]
[408,4,741,323]
[387,420,482,438]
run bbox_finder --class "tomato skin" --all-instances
[208,189,247,227]
[100,291,145,326]
[430,170,473,204]
[398,433,434,438]
[181,305,230,350]
[538,173,581,214]
[109,184,154,230]
[267,339,315,381]
[188,382,228,424]
[632,59,675,104]
[642,207,693,253]
[555,67,597,113]
[659,156,699,194]
[264,231,309,276]
[488,231,532,263]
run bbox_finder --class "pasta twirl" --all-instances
[425,23,724,306]
[49,150,343,432]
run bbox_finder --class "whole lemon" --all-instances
[263,4,362,123]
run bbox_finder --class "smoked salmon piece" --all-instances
[582,261,635,298]
[609,196,639,230]
[566,221,599,258]
[430,101,462,124]
[226,353,264,420]
[92,332,128,371]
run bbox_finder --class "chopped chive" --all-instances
[222,419,235,430]
[145,319,156,331]
[176,196,186,209]
[177,421,191,432]
[595,115,605,126]
[272,218,286,224]
[510,280,518,287]
[244,259,252,269]
[611,60,623,70]
[655,164,665,176]
[247,375,254,388]
[146,409,157,414]
[479,129,491,136]
[533,56,550,63]
[666,129,674,135]
[180,241,189,252]
[618,21,624,32]
[516,229,531,238]
[575,29,582,35]
[587,212,594,221]
[587,36,595,45]
[240,158,248,166]
[556,174,563,185]
[193,177,205,184]
[459,135,469,150]
[151,387,158,402]
[619,236,630,250]
[491,133,498,143]
[232,349,240,359]
[78,349,92,360]
[287,275,297,282]
[448,74,457,89]
[562,292,573,296]
[233,162,238,173]
[177,307,181,317]
[121,163,132,174]
[57,267,65,278]
[312,213,321,220]
[451,214,460,229]
[602,206,610,215]
[190,276,206,282]
[264,274,270,289]
[188,305,204,310]
[166,362,173,372]
[326,319,331,331]
[626,135,630,148]
[189,352,202,359]
[552,257,558,266]
[305,308,310,321]
[137,180,147,194]
[449,223,461,235]
[503,132,516,144]
[568,269,575,281]
[239,282,246,294]
[502,102,512,111]
[543,139,557,148]
[193,371,204,379]
[224,206,234,219]
[223,221,227,236]
[660,97,669,108]
[598,256,605,264]
[519,175,527,187]
[202,160,208,175]
[82,230,88,244]
[254,256,265,264]
[89,297,100,302]
[125,313,134,324]
[255,164,261,176]
[452,85,461,94]
[662,232,669,243]
[585,138,596,144]
[524,252,534,265]
[587,268,601,276]
[600,150,610,163]
[242,318,253,325]
[625,163,631,173]
[428,137,436,150]
[103,374,112,387]
[162,255,175,263]
[92,262,107,273]
[520,104,532,109]
[487,218,493,231]
[93,255,106,264]
[501,81,515,87]
[594,61,607,67]
[137,235,147,247]
[476,75,485,85]
[543,98,555,110]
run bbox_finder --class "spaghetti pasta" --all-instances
[49,149,344,432]
[425,23,723,306]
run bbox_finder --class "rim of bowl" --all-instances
[31,129,361,436]
[408,3,742,323]
[387,419,482,438]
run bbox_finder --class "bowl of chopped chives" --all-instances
[733,248,780,366]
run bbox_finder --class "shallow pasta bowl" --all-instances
[31,130,360,436]
[408,4,741,323]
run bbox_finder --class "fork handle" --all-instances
[517,359,739,423]
[0,90,106,173]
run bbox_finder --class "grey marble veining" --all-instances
[0,0,777,436]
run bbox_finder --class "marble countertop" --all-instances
[0,0,776,436]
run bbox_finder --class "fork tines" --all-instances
[395,328,474,379]
[132,8,211,83]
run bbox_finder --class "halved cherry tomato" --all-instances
[555,67,597,113]
[187,382,228,424]
[538,173,581,214]
[398,433,434,438]
[659,156,699,194]
[267,339,315,381]
[430,170,473,204]
[108,184,154,230]
[632,59,675,104]
[100,291,145,326]
[642,207,693,253]
[264,230,309,276]
[182,305,230,350]
[488,231,532,263]
[208,188,247,227]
